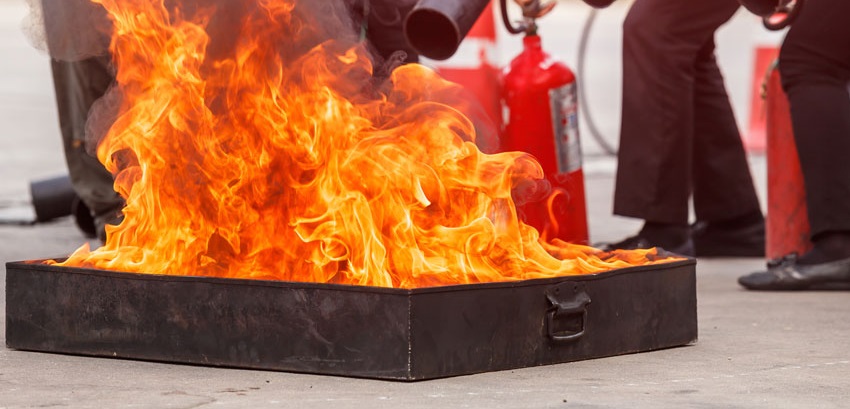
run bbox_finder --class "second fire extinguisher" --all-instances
[500,0,589,244]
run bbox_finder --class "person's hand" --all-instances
[513,0,556,19]
[581,0,616,9]
[738,0,781,17]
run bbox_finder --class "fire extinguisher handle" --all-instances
[500,0,554,35]
[762,0,803,31]
[500,0,529,34]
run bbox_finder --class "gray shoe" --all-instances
[738,254,850,291]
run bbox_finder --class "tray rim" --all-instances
[5,256,696,295]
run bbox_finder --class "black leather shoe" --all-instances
[597,234,695,257]
[692,218,765,258]
[738,253,850,291]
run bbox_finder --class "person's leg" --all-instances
[689,32,765,257]
[779,0,850,264]
[41,0,123,241]
[608,0,739,253]
[50,56,124,241]
[738,0,850,290]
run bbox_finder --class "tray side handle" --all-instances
[545,283,591,343]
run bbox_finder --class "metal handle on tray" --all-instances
[545,283,591,342]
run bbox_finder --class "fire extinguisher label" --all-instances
[548,83,582,174]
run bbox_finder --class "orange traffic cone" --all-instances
[745,46,780,153]
[765,64,812,259]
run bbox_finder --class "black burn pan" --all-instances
[5,258,697,381]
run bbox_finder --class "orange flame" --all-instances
[52,0,678,288]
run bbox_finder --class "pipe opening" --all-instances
[404,8,460,61]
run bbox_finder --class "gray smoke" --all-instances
[25,0,362,61]
[22,0,364,155]
[24,0,111,61]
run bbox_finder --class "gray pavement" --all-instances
[1,0,848,408]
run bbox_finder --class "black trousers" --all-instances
[779,0,850,239]
[49,57,125,238]
[613,0,762,225]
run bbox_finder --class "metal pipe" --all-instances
[403,0,491,61]
[29,175,77,222]
[29,174,97,237]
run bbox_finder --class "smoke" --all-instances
[23,0,367,155]
[24,0,363,62]
[24,0,112,61]
[24,0,498,168]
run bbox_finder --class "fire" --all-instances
[51,0,679,288]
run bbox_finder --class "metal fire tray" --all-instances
[5,259,697,381]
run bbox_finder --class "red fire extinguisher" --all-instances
[499,0,589,244]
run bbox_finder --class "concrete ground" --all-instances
[0,1,847,408]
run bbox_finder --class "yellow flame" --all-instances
[51,0,679,288]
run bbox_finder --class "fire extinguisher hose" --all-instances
[577,8,618,156]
